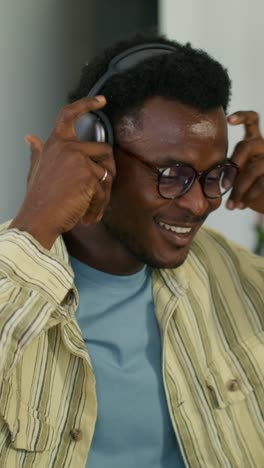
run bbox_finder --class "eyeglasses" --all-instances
[116,146,239,200]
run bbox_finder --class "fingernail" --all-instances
[238,202,245,209]
[94,95,106,103]
[229,115,240,123]
[95,210,104,222]
[24,135,30,145]
[226,200,235,210]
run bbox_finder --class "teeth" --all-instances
[159,222,192,234]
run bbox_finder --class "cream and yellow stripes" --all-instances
[154,227,264,467]
[0,222,263,467]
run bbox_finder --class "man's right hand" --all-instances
[9,96,116,249]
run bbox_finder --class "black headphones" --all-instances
[74,43,176,145]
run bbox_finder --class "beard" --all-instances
[102,213,188,270]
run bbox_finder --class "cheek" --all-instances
[108,183,162,223]
[209,198,222,212]
[109,162,163,214]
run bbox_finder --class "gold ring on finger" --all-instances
[100,166,108,183]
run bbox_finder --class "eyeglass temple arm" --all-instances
[115,145,161,175]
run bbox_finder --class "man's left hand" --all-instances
[227,110,264,214]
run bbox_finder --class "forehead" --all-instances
[116,96,228,168]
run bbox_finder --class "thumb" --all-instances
[24,133,44,158]
[24,133,44,187]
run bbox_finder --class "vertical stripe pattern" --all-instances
[0,223,263,467]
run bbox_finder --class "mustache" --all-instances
[159,213,208,225]
[178,214,207,224]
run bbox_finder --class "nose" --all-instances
[176,179,211,217]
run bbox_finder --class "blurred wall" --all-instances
[72,0,157,80]
[159,0,263,250]
[0,0,74,221]
[0,0,157,222]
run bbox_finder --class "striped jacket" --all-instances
[0,222,263,467]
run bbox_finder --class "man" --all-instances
[0,34,263,467]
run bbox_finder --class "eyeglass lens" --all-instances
[159,164,238,199]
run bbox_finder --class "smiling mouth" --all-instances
[156,220,199,247]
[158,222,192,234]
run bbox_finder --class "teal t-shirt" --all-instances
[71,256,185,468]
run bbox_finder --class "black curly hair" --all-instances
[69,33,232,128]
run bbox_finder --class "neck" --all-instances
[63,222,144,276]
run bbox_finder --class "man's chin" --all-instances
[138,245,190,269]
[102,217,190,270]
[147,256,188,270]
[161,257,187,269]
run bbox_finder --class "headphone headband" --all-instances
[88,43,176,97]
[76,43,177,144]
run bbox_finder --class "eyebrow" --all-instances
[157,144,229,168]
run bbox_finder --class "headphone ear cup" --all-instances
[74,110,114,145]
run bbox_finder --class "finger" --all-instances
[227,154,264,206]
[66,141,116,178]
[82,179,106,224]
[228,111,262,139]
[24,133,44,159]
[229,139,264,167]
[85,157,113,221]
[240,175,264,207]
[87,158,114,186]
[53,96,106,140]
[25,134,44,187]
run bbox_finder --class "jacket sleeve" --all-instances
[0,228,74,381]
